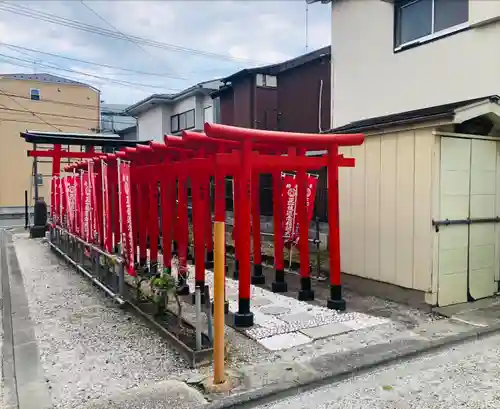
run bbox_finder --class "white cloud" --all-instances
[0,0,330,104]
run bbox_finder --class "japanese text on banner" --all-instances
[119,161,135,276]
[280,173,318,245]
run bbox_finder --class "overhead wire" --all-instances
[0,90,108,111]
[77,0,181,77]
[0,42,186,80]
[0,88,63,131]
[0,107,135,127]
[0,53,183,91]
[0,2,266,64]
[0,116,95,130]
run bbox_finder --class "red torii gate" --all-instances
[20,131,151,207]
[201,123,363,325]
[33,125,363,329]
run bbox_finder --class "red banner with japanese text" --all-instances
[63,176,73,232]
[280,173,318,245]
[305,174,318,232]
[82,172,91,242]
[101,160,112,252]
[51,176,60,226]
[281,174,297,243]
[78,172,85,238]
[88,161,98,243]
[73,175,81,236]
[60,176,66,228]
[118,160,135,276]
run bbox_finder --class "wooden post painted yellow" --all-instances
[213,221,225,384]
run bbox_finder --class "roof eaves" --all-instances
[124,94,172,115]
[210,83,233,99]
[329,112,454,134]
[222,46,331,83]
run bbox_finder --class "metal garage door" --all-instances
[436,137,499,307]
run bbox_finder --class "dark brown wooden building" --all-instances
[211,46,331,219]
[212,46,331,133]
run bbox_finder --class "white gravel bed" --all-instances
[12,234,195,409]
[256,332,500,409]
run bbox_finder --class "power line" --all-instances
[0,107,135,127]
[0,88,62,131]
[78,0,174,75]
[0,90,104,111]
[0,42,186,80]
[0,115,91,130]
[0,53,182,91]
[0,2,265,64]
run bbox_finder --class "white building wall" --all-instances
[161,105,173,135]
[331,0,500,127]
[137,105,164,142]
[172,96,196,115]
[339,126,436,292]
[136,92,217,139]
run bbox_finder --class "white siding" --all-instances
[162,105,173,134]
[137,105,164,142]
[331,0,500,127]
[339,128,435,291]
[172,96,196,115]
[136,93,215,138]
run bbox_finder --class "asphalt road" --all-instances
[254,332,500,409]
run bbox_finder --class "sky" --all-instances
[0,0,331,106]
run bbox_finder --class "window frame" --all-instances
[170,109,196,133]
[256,73,277,88]
[203,105,213,124]
[394,0,469,52]
[30,88,40,101]
[171,115,179,133]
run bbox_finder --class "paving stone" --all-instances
[343,317,388,331]
[258,332,312,351]
[260,305,291,316]
[280,311,316,324]
[253,311,284,328]
[252,297,273,308]
[300,322,352,340]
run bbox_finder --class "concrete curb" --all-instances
[1,229,52,409]
[203,321,500,409]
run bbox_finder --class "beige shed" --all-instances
[331,95,500,307]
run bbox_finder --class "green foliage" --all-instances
[150,273,176,292]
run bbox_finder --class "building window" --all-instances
[395,0,468,48]
[203,106,213,124]
[213,98,221,124]
[256,74,277,88]
[30,88,40,101]
[171,115,179,133]
[185,109,195,129]
[179,113,187,130]
[170,109,195,133]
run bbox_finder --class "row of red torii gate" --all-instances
[34,123,364,328]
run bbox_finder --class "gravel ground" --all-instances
[255,332,500,409]
[12,234,196,409]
